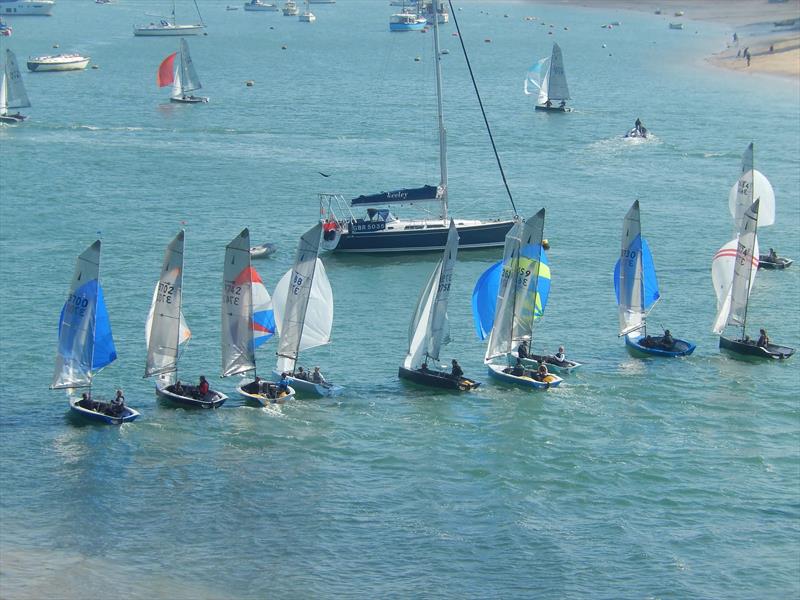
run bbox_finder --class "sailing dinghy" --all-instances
[398,221,481,391]
[483,209,563,389]
[713,199,794,360]
[157,38,208,104]
[472,219,581,373]
[272,224,343,397]
[525,42,571,112]
[0,49,30,124]
[51,241,140,424]
[221,228,295,405]
[145,230,228,408]
[614,201,695,357]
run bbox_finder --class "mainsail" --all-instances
[273,224,333,373]
[614,201,660,337]
[178,38,202,93]
[2,49,30,114]
[546,43,570,102]
[221,228,256,378]
[404,221,458,369]
[145,230,191,379]
[52,241,117,389]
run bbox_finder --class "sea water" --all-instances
[1,1,798,598]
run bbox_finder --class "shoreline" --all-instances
[525,0,800,80]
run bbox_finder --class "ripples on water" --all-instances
[1,1,799,598]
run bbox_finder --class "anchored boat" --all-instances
[27,53,89,72]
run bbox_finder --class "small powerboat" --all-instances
[250,242,277,258]
[758,253,793,270]
[625,125,648,139]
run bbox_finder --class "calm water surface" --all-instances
[1,1,798,598]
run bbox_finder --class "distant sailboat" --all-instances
[157,38,208,104]
[271,224,343,397]
[134,0,205,35]
[614,200,695,357]
[51,241,140,424]
[525,42,571,112]
[145,230,228,408]
[0,49,30,124]
[298,0,315,21]
[483,209,564,389]
[713,200,794,360]
[398,221,480,390]
[221,228,295,405]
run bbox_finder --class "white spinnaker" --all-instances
[524,56,549,98]
[221,228,255,378]
[145,230,191,378]
[728,170,775,230]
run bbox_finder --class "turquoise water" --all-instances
[1,1,799,598]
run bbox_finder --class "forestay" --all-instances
[404,221,458,369]
[614,201,660,337]
[273,224,332,373]
[52,241,117,389]
[145,230,191,378]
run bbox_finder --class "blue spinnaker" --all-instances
[614,237,660,309]
[472,247,550,340]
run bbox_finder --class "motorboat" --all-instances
[250,242,277,258]
[669,23,684,30]
[244,0,278,11]
[27,53,89,72]
[282,0,298,16]
[390,11,426,31]
[298,0,314,21]
[0,0,54,16]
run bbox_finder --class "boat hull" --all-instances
[624,128,648,139]
[486,364,562,389]
[398,366,481,391]
[133,24,204,36]
[322,218,515,253]
[535,104,571,112]
[250,243,277,258]
[719,336,795,360]
[156,383,227,408]
[236,380,296,406]
[244,3,278,10]
[69,397,140,424]
[390,21,426,31]
[299,12,315,21]
[27,57,90,72]
[0,113,26,123]
[170,95,209,104]
[625,335,696,358]
[0,0,53,15]
[272,370,343,397]
[758,255,793,270]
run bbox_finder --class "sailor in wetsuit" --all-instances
[450,359,464,380]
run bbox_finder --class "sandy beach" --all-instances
[527,0,800,79]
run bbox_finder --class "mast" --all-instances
[740,201,759,338]
[432,1,448,221]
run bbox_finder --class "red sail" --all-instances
[157,52,178,87]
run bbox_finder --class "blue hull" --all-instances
[390,23,425,31]
[69,398,140,425]
[625,335,696,358]
[331,219,515,253]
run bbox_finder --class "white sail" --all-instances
[729,144,775,231]
[727,199,761,331]
[170,63,182,99]
[0,71,7,117]
[711,211,760,335]
[546,43,570,102]
[52,241,111,389]
[404,221,458,369]
[523,56,549,99]
[3,50,31,111]
[484,220,523,362]
[221,228,256,378]
[179,38,202,94]
[512,209,546,345]
[145,230,190,378]
[618,201,644,336]
[538,60,550,105]
[274,224,332,373]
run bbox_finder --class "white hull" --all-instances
[298,11,315,21]
[236,381,296,406]
[0,0,54,16]
[27,55,90,72]
[134,24,204,36]
[272,370,343,397]
[243,3,278,10]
